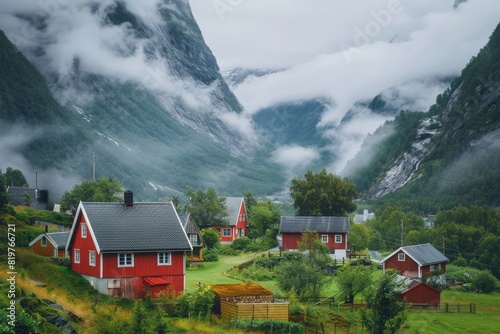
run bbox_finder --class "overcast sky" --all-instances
[190,0,500,172]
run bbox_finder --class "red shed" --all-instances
[381,243,449,278]
[65,191,192,299]
[399,281,441,306]
[29,231,69,258]
[279,216,349,260]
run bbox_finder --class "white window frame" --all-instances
[74,249,80,264]
[335,235,342,243]
[89,251,96,266]
[239,214,246,222]
[223,228,231,237]
[430,264,435,272]
[81,224,87,238]
[321,235,328,243]
[118,253,134,267]
[41,236,47,247]
[398,253,405,261]
[158,252,171,266]
[189,234,198,244]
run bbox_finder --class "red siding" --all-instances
[384,251,419,276]
[400,283,441,305]
[215,202,248,242]
[102,252,185,278]
[70,214,100,277]
[282,232,347,250]
[31,238,57,257]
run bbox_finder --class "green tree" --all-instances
[336,264,372,306]
[472,270,498,293]
[200,228,220,249]
[0,172,8,210]
[60,177,123,211]
[361,270,408,334]
[349,223,371,253]
[277,231,332,298]
[247,199,280,239]
[290,169,356,216]
[5,167,29,187]
[185,187,228,228]
[243,189,258,214]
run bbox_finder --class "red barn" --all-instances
[279,216,349,260]
[65,191,192,299]
[212,197,248,243]
[29,231,69,257]
[399,281,441,306]
[381,243,449,278]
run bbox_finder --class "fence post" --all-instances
[458,304,460,313]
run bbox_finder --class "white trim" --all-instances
[398,253,405,261]
[81,224,87,238]
[100,253,103,279]
[335,235,342,243]
[89,250,96,266]
[74,249,80,264]
[222,228,232,237]
[117,253,134,267]
[171,202,193,251]
[321,235,328,243]
[157,252,171,266]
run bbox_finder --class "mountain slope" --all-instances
[0,1,284,201]
[344,23,500,212]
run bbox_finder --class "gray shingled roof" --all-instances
[280,216,350,233]
[178,213,200,235]
[80,202,191,252]
[47,232,70,249]
[400,243,449,265]
[225,197,244,226]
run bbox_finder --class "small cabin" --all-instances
[29,231,69,257]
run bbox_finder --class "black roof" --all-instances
[279,216,350,233]
[76,202,192,252]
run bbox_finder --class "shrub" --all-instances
[203,248,219,262]
[472,270,498,293]
[231,236,251,250]
[218,244,241,256]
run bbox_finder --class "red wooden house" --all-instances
[399,280,441,306]
[29,231,69,257]
[279,216,350,260]
[65,191,192,299]
[381,243,449,278]
[212,197,248,243]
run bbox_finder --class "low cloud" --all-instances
[271,145,320,177]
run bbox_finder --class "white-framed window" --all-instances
[239,214,246,221]
[158,252,171,266]
[81,224,87,238]
[118,253,134,267]
[41,236,47,247]
[398,253,405,261]
[437,263,441,270]
[335,235,342,243]
[74,249,80,264]
[189,234,198,244]
[89,251,96,266]
[223,228,231,237]
[321,235,328,243]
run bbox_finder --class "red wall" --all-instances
[102,252,185,278]
[384,251,419,275]
[70,214,100,277]
[282,232,347,250]
[401,283,441,305]
[31,239,56,257]
[216,202,247,242]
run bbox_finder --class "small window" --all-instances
[74,249,80,264]
[89,251,96,266]
[223,228,231,237]
[189,234,198,244]
[430,264,435,272]
[239,214,246,222]
[158,252,171,266]
[321,235,328,243]
[81,224,87,238]
[398,253,405,261]
[41,236,47,247]
[118,253,134,267]
[437,263,441,270]
[335,235,342,243]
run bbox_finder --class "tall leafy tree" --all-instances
[336,265,372,307]
[349,223,371,253]
[361,270,408,334]
[4,167,28,187]
[247,199,280,239]
[290,169,357,216]
[60,177,123,211]
[185,187,228,228]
